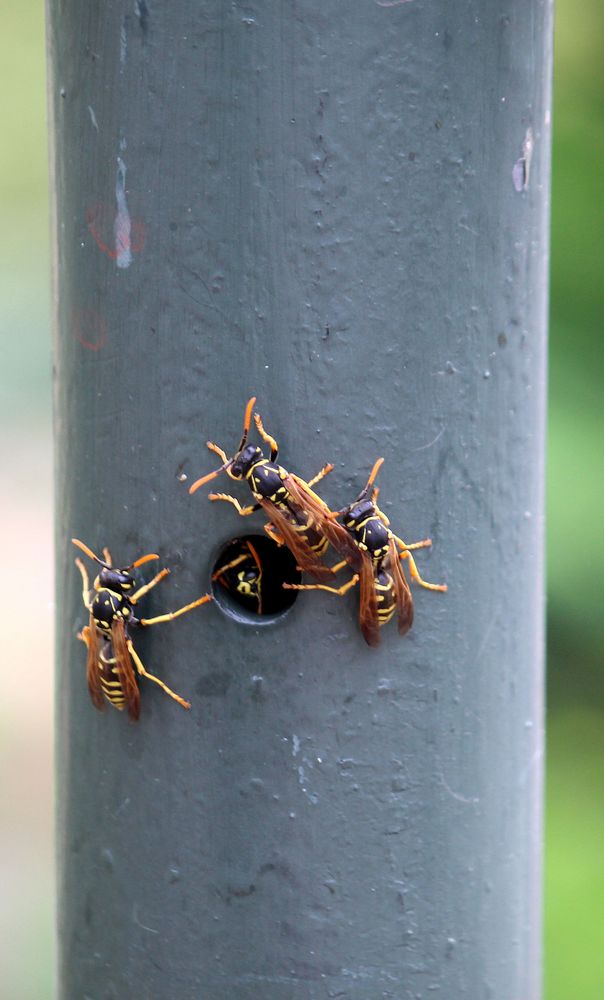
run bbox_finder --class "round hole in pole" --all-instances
[211,534,301,625]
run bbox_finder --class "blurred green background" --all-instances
[1,3,602,997]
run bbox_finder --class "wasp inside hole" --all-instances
[72,538,212,719]
[211,533,302,621]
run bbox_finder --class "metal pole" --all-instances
[49,2,552,997]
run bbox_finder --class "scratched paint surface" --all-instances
[48,1,551,998]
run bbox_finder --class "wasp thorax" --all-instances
[237,569,260,597]
[97,567,136,593]
[91,588,131,631]
[230,444,262,479]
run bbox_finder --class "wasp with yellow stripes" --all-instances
[72,538,212,719]
[189,396,360,580]
[212,537,264,615]
[284,458,447,646]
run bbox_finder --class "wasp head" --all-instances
[96,566,136,593]
[342,498,375,529]
[229,444,262,480]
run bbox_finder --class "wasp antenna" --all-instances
[236,395,257,452]
[71,538,108,566]
[189,465,227,494]
[131,552,160,569]
[366,457,385,489]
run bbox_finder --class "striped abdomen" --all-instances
[281,512,330,558]
[375,569,396,628]
[98,642,127,711]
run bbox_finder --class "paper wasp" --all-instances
[212,537,264,615]
[284,458,447,646]
[189,396,360,580]
[72,538,212,719]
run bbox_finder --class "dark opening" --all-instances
[211,534,301,625]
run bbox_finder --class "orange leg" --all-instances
[393,534,433,552]
[75,558,92,610]
[140,593,213,626]
[284,574,359,597]
[399,550,447,592]
[130,568,170,604]
[253,412,279,461]
[208,492,260,516]
[127,640,191,710]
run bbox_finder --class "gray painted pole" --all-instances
[49,2,551,998]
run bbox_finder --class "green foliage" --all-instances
[546,711,604,1000]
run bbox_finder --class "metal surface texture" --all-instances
[48,1,552,997]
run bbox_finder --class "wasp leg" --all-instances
[288,472,335,511]
[306,463,334,490]
[208,492,261,516]
[207,441,229,464]
[293,558,347,576]
[211,554,248,580]
[399,550,447,591]
[102,547,113,566]
[254,413,279,462]
[139,593,213,626]
[130,568,171,604]
[393,534,434,552]
[75,558,92,610]
[372,498,391,527]
[263,522,285,546]
[283,574,359,597]
[77,624,92,646]
[126,641,191,710]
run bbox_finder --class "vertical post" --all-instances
[48,2,551,998]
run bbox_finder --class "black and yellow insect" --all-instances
[212,538,264,615]
[189,396,359,580]
[285,458,447,646]
[73,538,212,719]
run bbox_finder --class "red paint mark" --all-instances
[73,308,107,351]
[86,203,146,260]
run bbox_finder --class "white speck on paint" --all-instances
[87,106,99,130]
[513,126,534,193]
[292,734,300,757]
[115,157,133,269]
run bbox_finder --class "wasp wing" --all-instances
[358,554,380,647]
[388,537,414,636]
[111,619,141,721]
[284,474,363,572]
[82,616,105,711]
[257,496,335,582]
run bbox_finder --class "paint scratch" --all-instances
[87,105,99,131]
[120,20,128,66]
[412,426,445,452]
[437,765,480,805]
[135,0,149,33]
[512,126,534,192]
[115,157,133,269]
[375,0,414,6]
[132,903,159,934]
